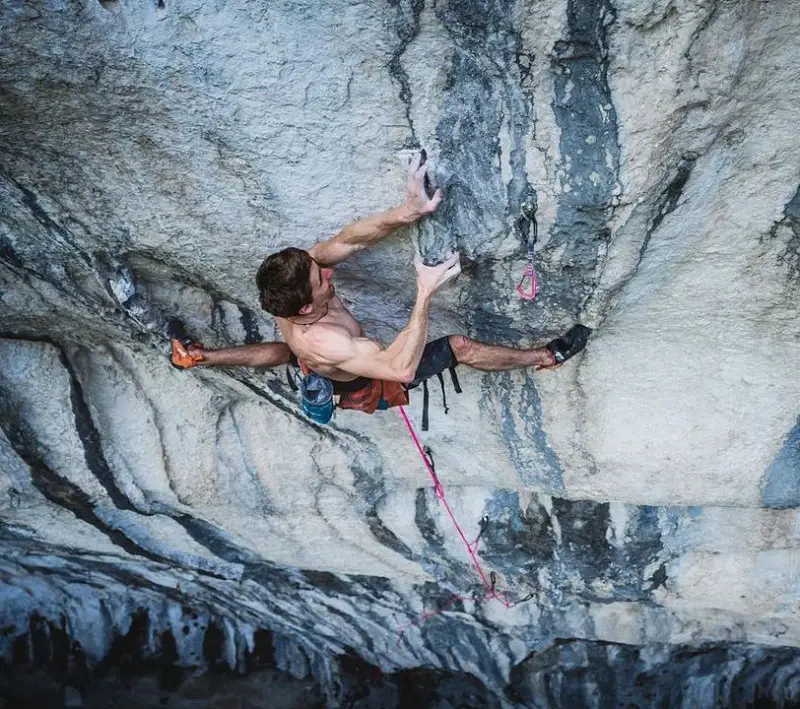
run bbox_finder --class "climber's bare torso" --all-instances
[277,295,375,383]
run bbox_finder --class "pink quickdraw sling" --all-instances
[516,199,539,300]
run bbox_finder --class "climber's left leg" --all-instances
[447,335,554,371]
[446,324,591,372]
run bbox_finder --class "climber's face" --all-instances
[305,259,336,311]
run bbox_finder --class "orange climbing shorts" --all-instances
[336,378,409,414]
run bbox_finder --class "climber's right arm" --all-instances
[308,154,443,268]
[307,254,460,383]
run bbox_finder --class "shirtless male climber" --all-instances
[171,154,590,415]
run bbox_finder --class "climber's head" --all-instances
[256,247,335,317]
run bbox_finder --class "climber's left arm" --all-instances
[308,153,442,267]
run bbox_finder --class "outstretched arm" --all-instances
[308,254,461,382]
[309,153,442,267]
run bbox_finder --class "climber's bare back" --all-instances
[277,296,375,382]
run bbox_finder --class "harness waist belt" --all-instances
[332,376,373,395]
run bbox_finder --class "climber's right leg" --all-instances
[171,340,293,369]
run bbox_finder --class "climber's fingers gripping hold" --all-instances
[414,252,461,295]
[405,153,443,218]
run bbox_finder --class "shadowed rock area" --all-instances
[1,0,799,707]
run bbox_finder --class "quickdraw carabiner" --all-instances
[516,200,539,301]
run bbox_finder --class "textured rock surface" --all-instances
[1,0,800,706]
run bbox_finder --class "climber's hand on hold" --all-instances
[414,252,461,296]
[403,152,443,220]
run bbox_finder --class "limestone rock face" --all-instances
[1,0,799,705]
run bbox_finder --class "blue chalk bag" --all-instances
[299,373,334,424]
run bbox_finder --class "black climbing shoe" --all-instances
[165,317,192,345]
[545,324,592,367]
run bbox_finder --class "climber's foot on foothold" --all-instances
[539,324,592,369]
[171,339,205,370]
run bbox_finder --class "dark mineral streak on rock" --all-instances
[478,493,666,603]
[3,174,92,269]
[0,234,23,269]
[612,504,667,599]
[239,305,262,344]
[649,154,697,237]
[0,336,257,577]
[760,186,800,508]
[232,375,336,435]
[773,184,800,280]
[387,0,425,149]
[762,414,800,509]
[60,347,138,513]
[413,487,484,583]
[479,490,557,574]
[507,639,800,708]
[0,405,166,565]
[552,497,613,576]
[426,0,542,341]
[414,487,446,550]
[366,509,416,560]
[550,0,620,319]
[417,580,466,616]
[494,370,565,493]
[173,515,253,567]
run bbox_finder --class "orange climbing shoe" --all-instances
[170,339,205,369]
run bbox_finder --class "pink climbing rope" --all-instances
[397,405,513,610]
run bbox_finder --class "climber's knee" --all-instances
[448,335,475,365]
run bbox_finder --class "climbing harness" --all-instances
[515,198,539,301]
[287,364,408,424]
[286,335,461,427]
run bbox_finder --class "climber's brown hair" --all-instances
[255,247,314,317]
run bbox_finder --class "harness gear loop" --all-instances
[448,366,462,394]
[421,369,458,431]
[436,372,448,414]
[516,198,539,301]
